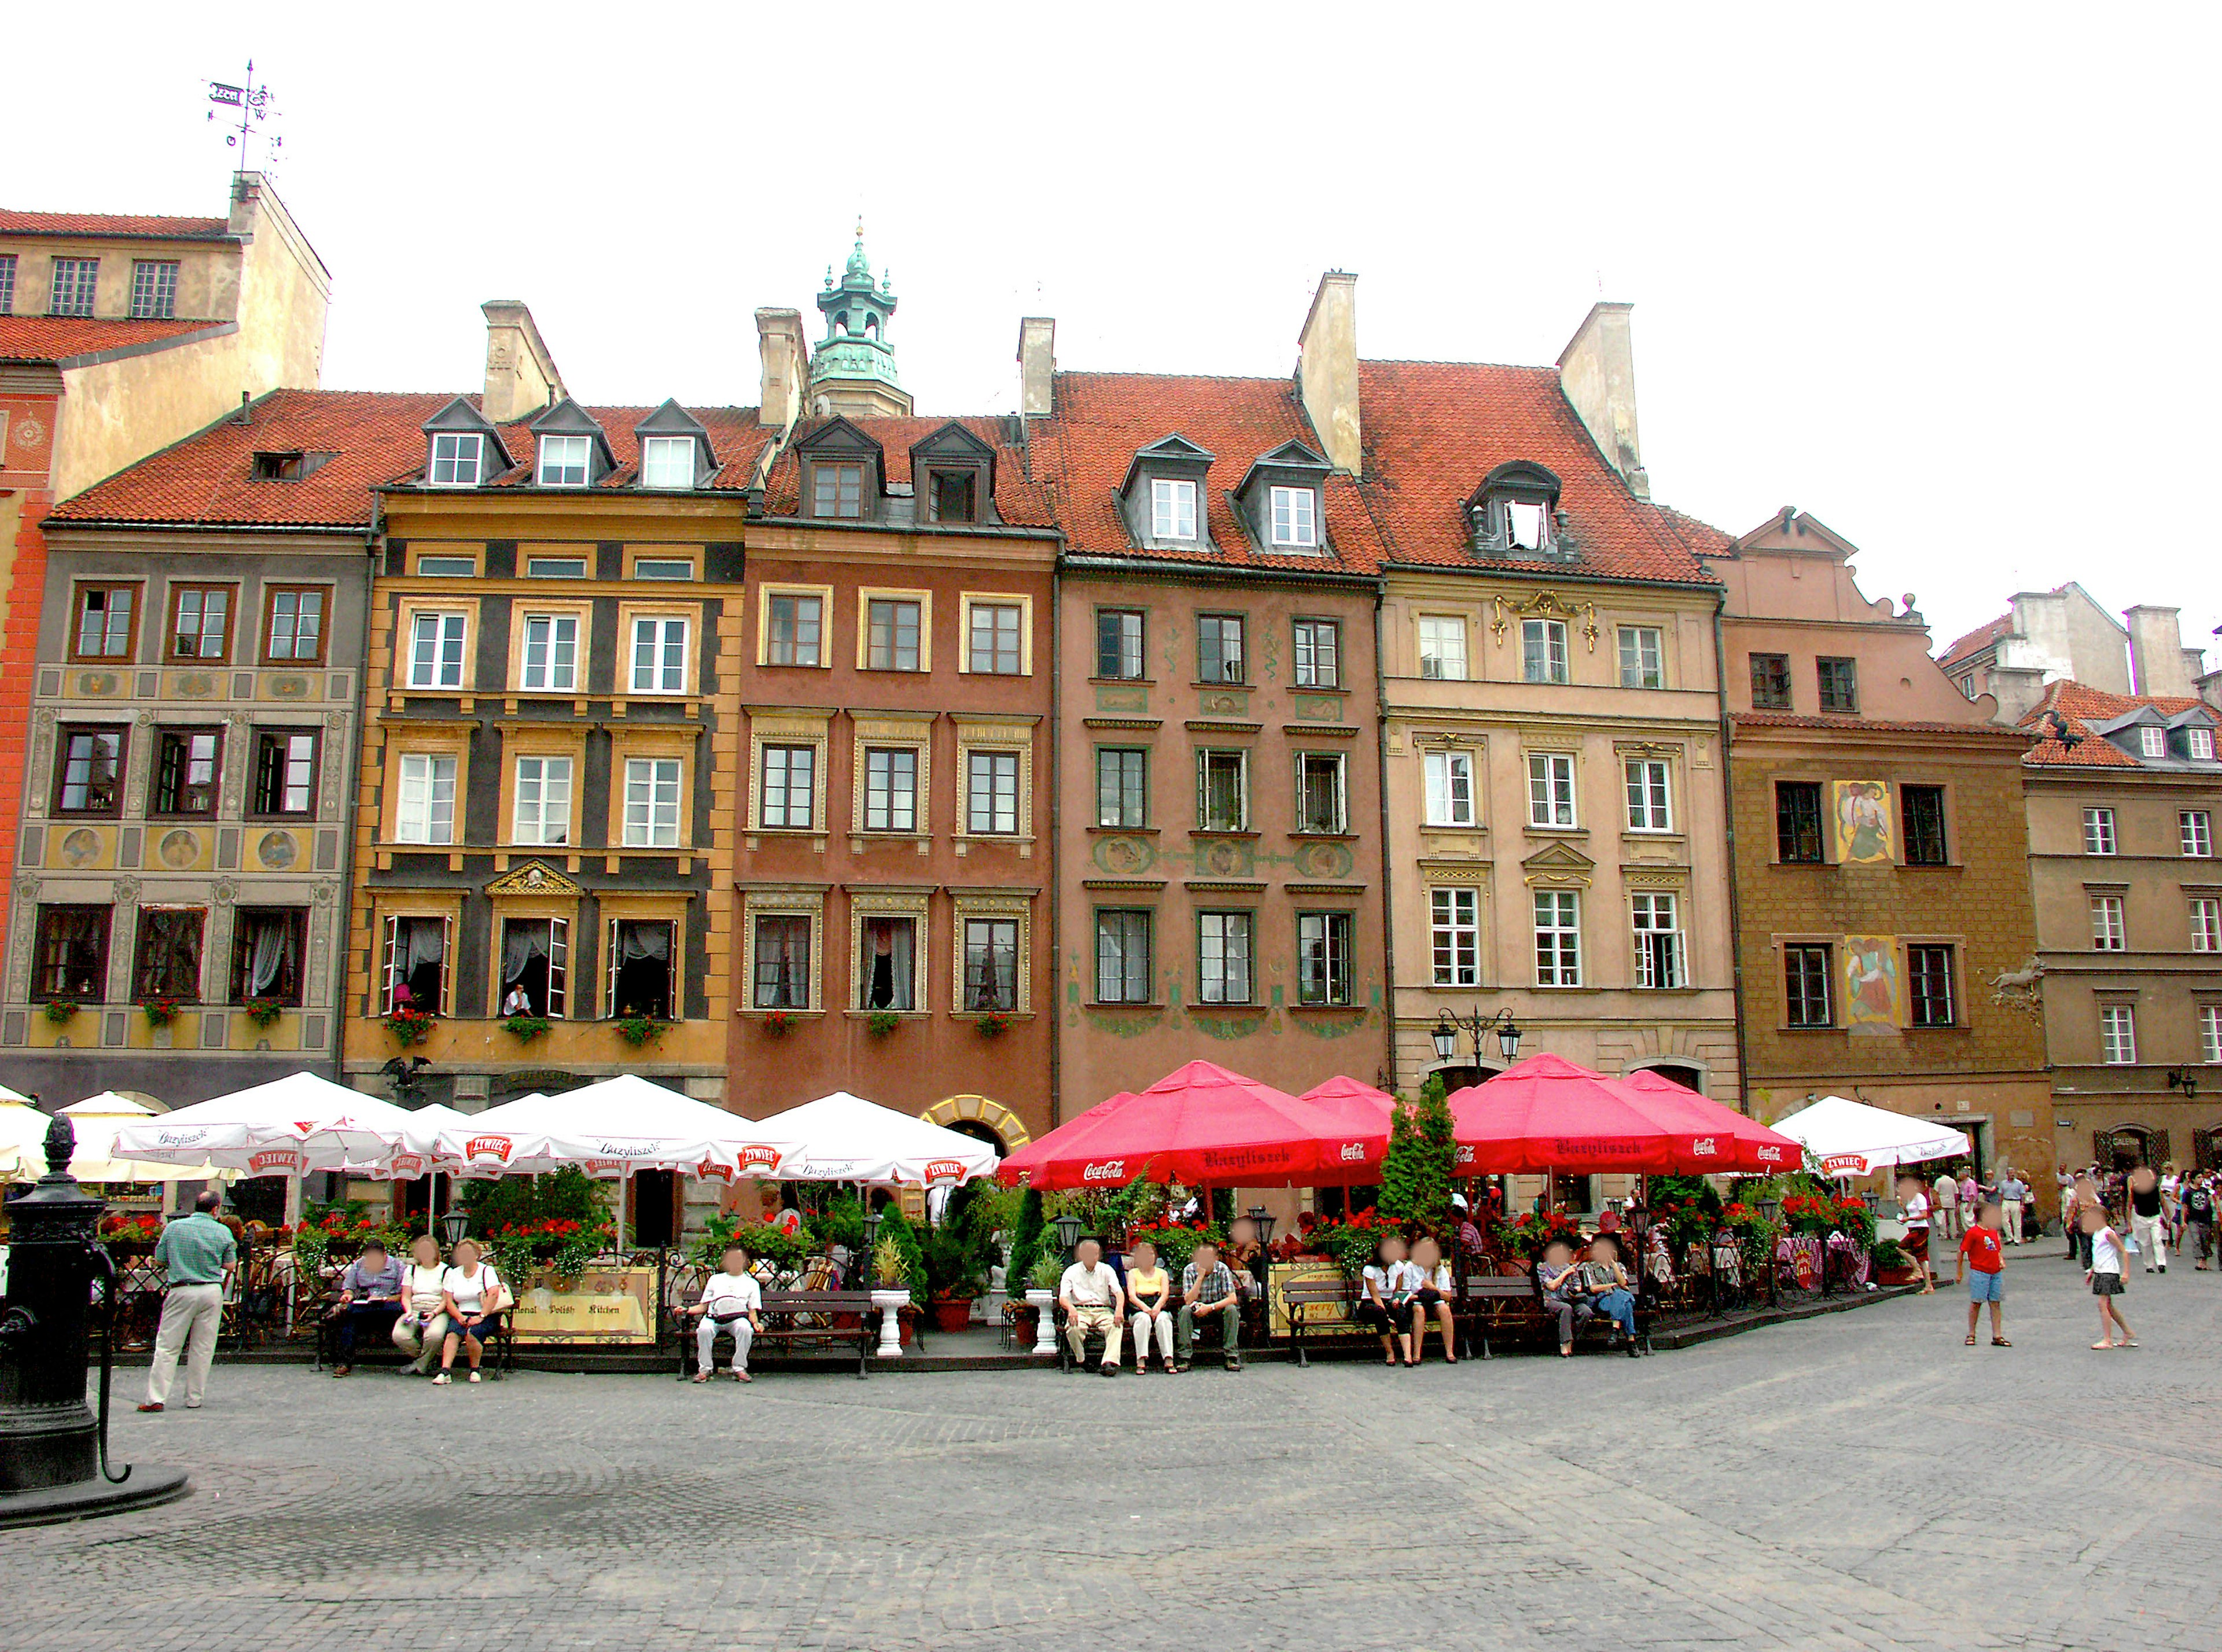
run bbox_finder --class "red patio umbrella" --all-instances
[1616,1069,1801,1175]
[1446,1053,1714,1175]
[998,1061,1389,1191]
[1296,1076,1399,1181]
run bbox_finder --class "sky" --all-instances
[8,3,2217,674]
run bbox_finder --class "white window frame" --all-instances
[1617,626,1664,689]
[1534,889,1582,987]
[2182,810,2213,858]
[512,754,573,846]
[407,612,468,689]
[1150,477,1198,540]
[756,745,815,833]
[639,435,696,490]
[499,915,570,1018]
[2192,897,2222,955]
[1522,618,1570,685]
[1631,892,1684,989]
[2100,1003,2138,1065]
[49,257,97,315]
[2139,724,2167,758]
[395,753,457,845]
[129,259,178,319]
[1197,911,1255,1003]
[629,615,690,695]
[1624,758,1672,832]
[1527,752,1577,828]
[2190,727,2216,761]
[1295,752,1348,834]
[1268,485,1318,548]
[1297,910,1352,1006]
[2083,807,2117,856]
[1430,886,1479,987]
[2202,1004,2222,1065]
[2091,894,2127,951]
[1417,616,1467,681]
[428,432,483,487]
[1196,748,1249,832]
[518,613,579,691]
[536,435,590,487]
[1423,750,1474,827]
[622,756,683,848]
[1292,619,1340,688]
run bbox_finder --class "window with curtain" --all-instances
[153,729,221,815]
[229,907,306,1006]
[501,916,569,1018]
[384,915,447,1013]
[396,753,457,843]
[752,915,810,1009]
[1297,911,1351,1005]
[1095,910,1151,1004]
[611,919,676,1020]
[132,907,205,1002]
[965,918,1019,1011]
[252,729,318,815]
[54,727,124,815]
[32,905,109,1001]
[859,915,917,1010]
[1197,911,1253,1004]
[513,755,573,845]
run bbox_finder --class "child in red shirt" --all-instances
[1956,1201,2008,1347]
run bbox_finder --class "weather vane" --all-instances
[205,60,283,175]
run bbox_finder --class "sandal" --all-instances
[1965,1335,1977,1346]
[1991,1338,2011,1347]
[2091,1341,2116,1350]
[691,1371,709,1384]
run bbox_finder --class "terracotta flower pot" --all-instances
[932,1296,973,1334]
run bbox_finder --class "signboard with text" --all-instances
[508,1265,656,1344]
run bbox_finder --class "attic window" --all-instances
[1506,501,1548,551]
[640,436,696,490]
[812,462,864,518]
[2192,727,2216,761]
[1152,479,1197,540]
[1470,461,1564,559]
[1270,486,1318,548]
[428,432,483,487]
[538,435,590,487]
[926,469,977,524]
[2140,725,2166,758]
[253,451,304,481]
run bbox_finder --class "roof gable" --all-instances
[790,414,885,464]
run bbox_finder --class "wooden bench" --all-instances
[1282,1274,1360,1368]
[1459,1267,1650,1357]
[676,1287,877,1381]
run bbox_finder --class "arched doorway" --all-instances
[1626,1059,1706,1094]
[1428,1061,1502,1096]
[2096,1124,2167,1172]
[918,1094,1031,1152]
[941,1118,1008,1158]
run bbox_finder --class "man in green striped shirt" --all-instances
[139,1191,237,1412]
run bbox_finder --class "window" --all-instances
[2100,1004,2137,1066]
[1418,616,1467,680]
[1268,485,1318,547]
[964,918,1021,1012]
[1776,781,1824,863]
[966,750,1020,835]
[967,602,1023,674]
[2090,894,2127,951]
[1095,910,1152,1004]
[1521,619,1569,685]
[383,916,448,1014]
[428,432,483,487]
[1424,750,1474,826]
[757,745,814,831]
[1297,753,1347,833]
[1750,653,1791,709]
[265,586,326,664]
[1631,892,1684,989]
[865,599,921,671]
[49,257,97,315]
[2191,897,2222,954]
[1097,609,1144,679]
[1197,912,1254,1003]
[1526,753,1576,828]
[131,908,204,1002]
[129,260,178,319]
[639,436,696,489]
[72,584,137,660]
[253,450,305,480]
[1624,759,1671,832]
[54,727,124,815]
[167,584,231,661]
[633,558,695,581]
[767,594,822,666]
[1430,888,1479,987]
[407,612,467,688]
[812,462,864,517]
[416,555,476,577]
[1901,785,1948,866]
[1503,499,1549,552]
[863,747,918,832]
[251,730,317,816]
[525,557,588,579]
[1197,615,1245,684]
[512,755,573,845]
[1617,626,1664,689]
[1197,749,1248,831]
[630,615,690,693]
[1293,619,1340,688]
[1907,944,1955,1026]
[623,757,683,848]
[2190,727,2216,761]
[395,754,457,844]
[922,469,977,525]
[2203,1005,2222,1064]
[2139,725,2167,758]
[229,907,304,1006]
[2182,811,2213,858]
[32,905,109,1001]
[0,254,14,314]
[152,729,220,816]
[2083,807,2117,855]
[519,614,579,690]
[1816,657,1858,713]
[1096,748,1146,828]
[1297,912,1351,1006]
[499,917,569,1018]
[859,915,918,1010]
[1150,477,1197,540]
[1533,891,1581,986]
[612,919,676,1019]
[1784,944,1832,1027]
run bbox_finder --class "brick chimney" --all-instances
[1297,272,1360,474]
[480,301,564,424]
[755,308,807,433]
[1017,317,1057,417]
[2125,605,2195,697]
[1557,301,1649,499]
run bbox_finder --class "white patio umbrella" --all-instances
[433,1075,800,1182]
[746,1091,999,1186]
[0,1098,59,1179]
[340,1102,474,1179]
[1765,1095,1971,1178]
[111,1070,442,1176]
[58,1092,234,1184]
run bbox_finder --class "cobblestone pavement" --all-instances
[14,1249,2220,1652]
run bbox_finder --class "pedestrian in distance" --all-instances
[1932,1166,1960,1242]
[2083,1206,2136,1351]
[1123,1238,1174,1374]
[138,1189,237,1413]
[1997,1168,2030,1245]
[687,1244,763,1383]
[2127,1164,2169,1274]
[1958,1202,2009,1347]
[1897,1174,1935,1294]
[2183,1173,2216,1271]
[1058,1237,1125,1376]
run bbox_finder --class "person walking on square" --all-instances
[1897,1174,1935,1294]
[2084,1206,2136,1349]
[139,1190,236,1412]
[1958,1202,2009,1347]
[1123,1239,1175,1374]
[1176,1239,1243,1373]
[2183,1173,2216,1271]
[1058,1237,1125,1376]
[2128,1165,2169,1274]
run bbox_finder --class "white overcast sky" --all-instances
[9,3,2217,671]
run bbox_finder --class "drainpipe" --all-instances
[1047,549,1062,1129]
[1372,582,1399,1092]
[331,512,381,1094]
[1711,595,1752,1114]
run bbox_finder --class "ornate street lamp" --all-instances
[1430,1018,1458,1064]
[2167,1067,2201,1103]
[862,1208,884,1257]
[1755,1198,1780,1225]
[437,1211,469,1249]
[1051,1212,1085,1257]
[1244,1206,1278,1248]
[1434,1007,1524,1068]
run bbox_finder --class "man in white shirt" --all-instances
[1997,1169,2030,1244]
[1932,1168,1960,1241]
[1058,1237,1125,1377]
[689,1246,765,1383]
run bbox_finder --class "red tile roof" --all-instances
[752,413,1055,529]
[1352,360,1723,585]
[0,210,231,240]
[0,316,226,366]
[1031,372,1386,572]
[1734,711,2028,739]
[1938,612,2011,670]
[472,405,771,494]
[2017,679,2217,769]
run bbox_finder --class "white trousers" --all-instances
[697,1315,755,1371]
[1066,1303,1122,1365]
[392,1311,450,1357]
[1130,1308,1175,1364]
[2002,1202,2024,1243]
[2131,1212,2169,1268]
[146,1283,223,1406]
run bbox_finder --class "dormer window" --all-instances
[538,436,590,487]
[2191,727,2216,760]
[1152,479,1197,540]
[640,436,696,490]
[254,451,304,481]
[814,463,864,517]
[1121,434,1215,549]
[429,433,483,487]
[1469,461,1565,560]
[2140,725,2167,758]
[1270,485,1318,548]
[926,469,977,524]
[910,423,996,528]
[794,415,887,521]
[1506,501,1548,551]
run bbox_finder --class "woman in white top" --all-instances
[1357,1235,1415,1367]
[1405,1234,1458,1365]
[1897,1175,1935,1295]
[433,1239,506,1385]
[391,1232,452,1374]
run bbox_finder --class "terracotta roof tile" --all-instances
[759,413,1055,527]
[2016,679,2218,768]
[0,210,231,240]
[1734,711,2028,739]
[1938,612,2012,669]
[473,405,770,493]
[0,316,224,366]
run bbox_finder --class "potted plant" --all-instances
[612,1013,665,1048]
[42,999,79,1026]
[1870,1237,1918,1286]
[503,1013,552,1043]
[924,1223,982,1333]
[761,1009,794,1035]
[384,1003,435,1047]
[865,1010,901,1039]
[242,997,285,1029]
[99,1212,164,1254]
[976,1010,1011,1039]
[1023,1252,1064,1356]
[869,1234,913,1353]
[141,998,181,1028]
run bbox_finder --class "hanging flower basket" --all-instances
[613,1014,666,1048]
[242,998,286,1029]
[141,998,181,1028]
[42,999,80,1026]
[976,1011,1012,1039]
[385,1005,436,1047]
[503,1014,552,1043]
[761,1010,794,1036]
[866,1010,901,1038]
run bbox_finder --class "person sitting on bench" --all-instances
[1176,1239,1243,1373]
[1406,1234,1458,1364]
[432,1239,505,1386]
[1124,1239,1175,1374]
[689,1245,764,1384]
[1059,1237,1125,1377]
[1584,1232,1642,1356]
[1537,1238,1595,1358]
[1358,1234,1417,1366]
[329,1237,404,1377]
[392,1233,451,1375]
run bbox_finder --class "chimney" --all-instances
[1557,301,1649,499]
[755,308,807,433]
[1296,272,1360,474]
[480,301,564,424]
[1016,317,1057,417]
[2124,605,2195,697]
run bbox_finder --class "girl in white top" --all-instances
[1358,1235,1415,1367]
[433,1239,505,1385]
[1405,1235,1458,1365]
[391,1232,452,1373]
[2083,1206,2136,1350]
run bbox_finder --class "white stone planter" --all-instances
[870,1288,908,1357]
[1027,1287,1058,1357]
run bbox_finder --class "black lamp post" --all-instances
[1756,1197,1780,1226]
[1434,1007,1524,1069]
[2167,1067,2201,1103]
[1244,1205,1278,1248]
[862,1207,884,1256]
[1051,1212,1085,1258]
[437,1210,469,1249]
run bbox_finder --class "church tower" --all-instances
[808,223,913,418]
